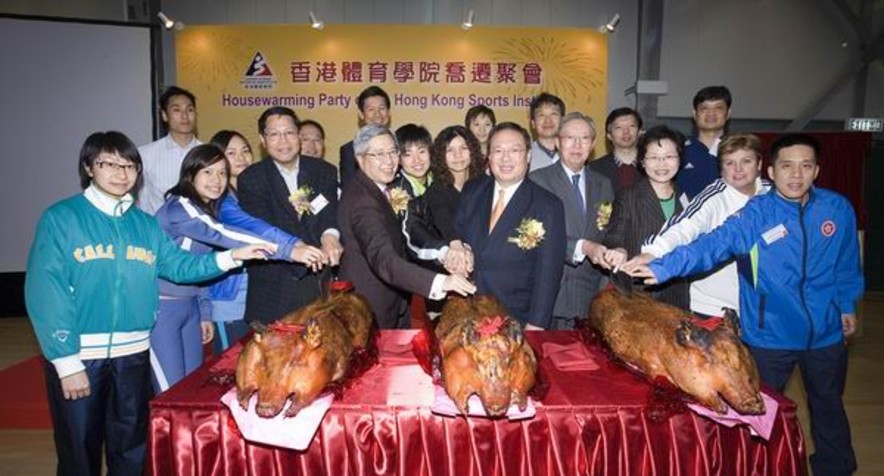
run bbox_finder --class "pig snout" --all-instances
[483,399,508,417]
[734,394,765,415]
[255,390,296,418]
[479,379,512,417]
[255,400,285,418]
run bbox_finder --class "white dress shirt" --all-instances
[137,135,201,214]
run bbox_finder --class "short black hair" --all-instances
[165,144,229,218]
[395,124,432,149]
[298,119,325,139]
[604,107,643,133]
[529,92,565,119]
[465,105,497,128]
[770,133,821,165]
[78,131,142,189]
[357,86,391,112]
[637,125,685,172]
[692,86,732,110]
[159,86,196,112]
[487,122,531,150]
[257,107,299,136]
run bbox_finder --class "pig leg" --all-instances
[236,340,265,409]
[510,349,537,411]
[442,348,478,415]
[286,353,335,417]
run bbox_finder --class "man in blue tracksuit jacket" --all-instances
[627,134,863,476]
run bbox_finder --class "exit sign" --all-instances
[845,117,883,132]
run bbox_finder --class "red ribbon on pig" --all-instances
[329,280,354,293]
[476,316,507,338]
[267,322,306,334]
[690,316,724,330]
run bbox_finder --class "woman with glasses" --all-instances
[206,131,325,353]
[151,144,325,392]
[24,131,270,475]
[602,125,690,309]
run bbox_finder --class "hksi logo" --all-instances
[241,52,277,90]
[820,220,837,237]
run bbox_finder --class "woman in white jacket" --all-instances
[627,134,770,317]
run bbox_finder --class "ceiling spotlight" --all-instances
[600,13,621,33]
[462,9,475,30]
[157,12,184,31]
[309,11,325,30]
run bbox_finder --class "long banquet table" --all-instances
[148,330,807,475]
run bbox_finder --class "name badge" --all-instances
[761,224,788,245]
[310,194,329,214]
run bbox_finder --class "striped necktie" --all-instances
[572,173,585,214]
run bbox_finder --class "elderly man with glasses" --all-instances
[530,112,615,329]
[338,124,476,329]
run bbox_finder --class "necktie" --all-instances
[572,174,585,214]
[488,189,506,233]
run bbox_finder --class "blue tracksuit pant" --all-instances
[44,351,151,476]
[749,343,856,476]
[150,297,203,393]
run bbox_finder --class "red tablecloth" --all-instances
[148,330,806,475]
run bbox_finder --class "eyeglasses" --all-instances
[363,149,399,162]
[644,155,679,164]
[560,135,593,146]
[95,161,140,174]
[264,129,298,143]
[489,147,527,159]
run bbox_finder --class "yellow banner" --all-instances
[176,24,608,162]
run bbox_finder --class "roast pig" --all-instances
[236,291,374,418]
[588,287,764,415]
[435,295,537,417]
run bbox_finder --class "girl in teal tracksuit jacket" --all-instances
[24,131,268,476]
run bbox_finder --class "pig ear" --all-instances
[250,320,267,335]
[249,321,267,343]
[304,318,322,349]
[720,307,742,337]
[506,320,524,346]
[464,322,479,345]
[675,321,712,350]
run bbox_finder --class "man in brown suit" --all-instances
[338,124,476,328]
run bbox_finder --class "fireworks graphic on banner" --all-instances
[177,30,254,94]
[492,36,604,103]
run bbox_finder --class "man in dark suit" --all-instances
[588,107,642,193]
[338,125,476,328]
[530,112,615,329]
[455,122,566,330]
[238,106,343,324]
[339,86,391,188]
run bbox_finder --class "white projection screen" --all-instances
[0,15,155,273]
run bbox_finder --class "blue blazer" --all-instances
[454,175,566,328]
